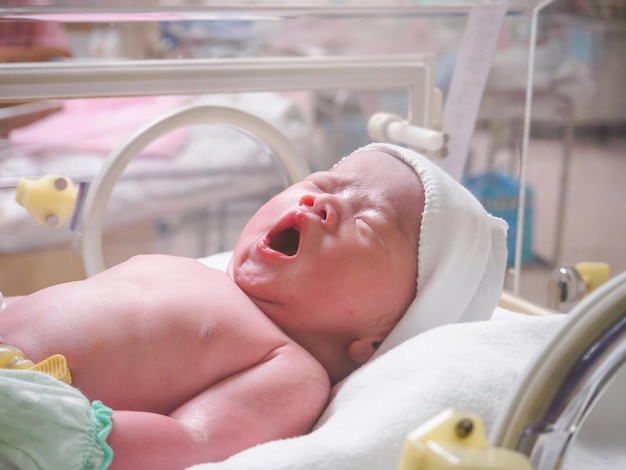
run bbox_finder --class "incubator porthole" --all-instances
[80,104,309,277]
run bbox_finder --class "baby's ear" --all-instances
[348,338,381,365]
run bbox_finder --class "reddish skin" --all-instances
[0,150,423,468]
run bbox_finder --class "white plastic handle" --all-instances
[81,104,309,277]
[368,112,447,152]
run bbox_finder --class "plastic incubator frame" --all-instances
[0,0,555,290]
[2,52,437,275]
[491,270,626,468]
[80,104,308,277]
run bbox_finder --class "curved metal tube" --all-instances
[490,271,626,461]
[520,315,626,469]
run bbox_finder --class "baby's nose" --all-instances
[299,194,338,228]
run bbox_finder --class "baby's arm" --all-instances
[107,342,330,469]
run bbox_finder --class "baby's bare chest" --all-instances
[48,266,288,412]
[67,304,286,412]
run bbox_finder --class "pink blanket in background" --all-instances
[10,96,188,159]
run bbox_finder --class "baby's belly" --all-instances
[1,255,286,413]
[5,292,277,414]
[68,332,236,414]
[62,300,284,415]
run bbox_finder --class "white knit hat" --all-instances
[344,143,509,357]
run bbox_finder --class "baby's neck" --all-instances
[238,287,360,384]
[287,332,360,385]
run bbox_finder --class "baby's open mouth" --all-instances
[268,226,300,256]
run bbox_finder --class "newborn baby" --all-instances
[0,143,507,470]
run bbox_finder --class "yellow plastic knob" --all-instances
[575,262,611,296]
[15,174,78,228]
[0,344,35,369]
[398,408,533,469]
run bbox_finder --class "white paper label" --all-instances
[439,2,508,181]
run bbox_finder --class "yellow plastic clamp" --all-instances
[575,262,610,297]
[398,408,532,470]
[0,344,72,385]
[15,174,78,228]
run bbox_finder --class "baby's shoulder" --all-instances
[101,254,230,290]
[265,342,331,424]
[115,253,218,276]
[93,254,250,316]
[282,343,330,390]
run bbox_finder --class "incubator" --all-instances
[1,0,611,287]
[1,1,624,469]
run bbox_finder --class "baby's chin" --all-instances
[228,249,262,292]
[227,248,245,282]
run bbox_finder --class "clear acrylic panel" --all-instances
[0,1,556,293]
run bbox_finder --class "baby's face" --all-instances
[230,150,424,359]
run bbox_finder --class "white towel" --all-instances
[345,143,509,357]
[188,309,566,470]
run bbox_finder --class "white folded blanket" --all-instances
[189,308,566,470]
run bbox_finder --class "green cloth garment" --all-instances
[0,369,113,470]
